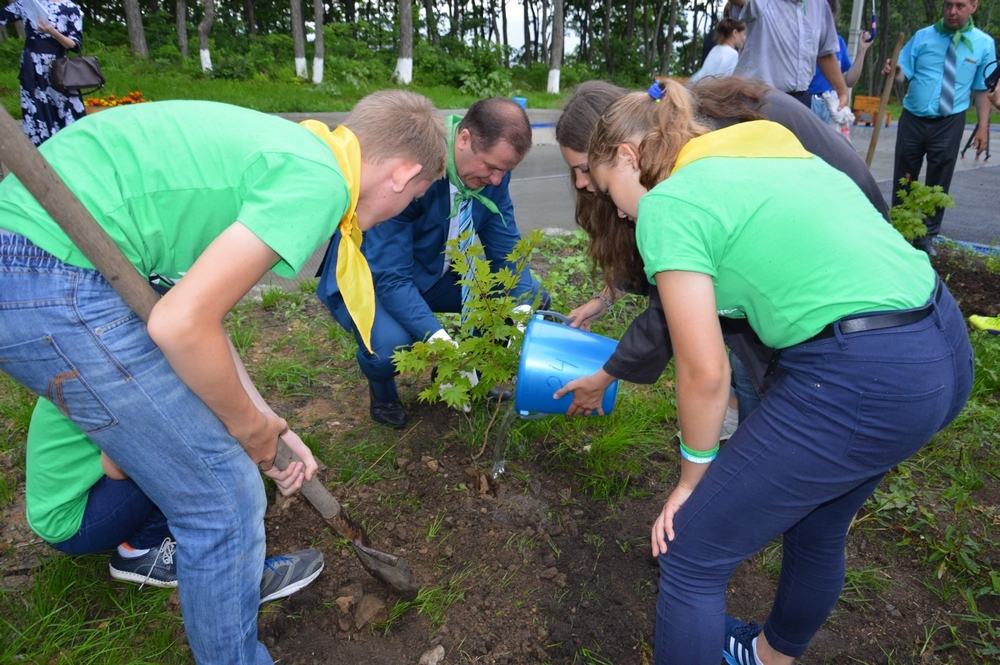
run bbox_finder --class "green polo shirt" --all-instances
[636,155,936,349]
[0,100,349,279]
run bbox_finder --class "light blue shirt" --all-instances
[899,24,995,117]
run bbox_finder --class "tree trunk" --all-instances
[642,1,649,67]
[394,0,413,84]
[423,0,439,45]
[242,0,255,35]
[660,0,677,75]
[530,0,539,62]
[123,0,148,57]
[523,0,532,66]
[625,0,634,39]
[690,2,699,73]
[651,0,666,69]
[197,0,214,71]
[312,0,324,83]
[344,0,355,23]
[291,0,307,78]
[540,0,548,64]
[176,0,188,57]
[583,2,590,64]
[13,18,25,39]
[548,0,563,92]
[501,0,508,66]
[603,0,612,74]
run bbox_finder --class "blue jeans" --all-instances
[729,352,762,424]
[654,283,973,664]
[51,476,171,555]
[324,271,548,403]
[0,234,271,665]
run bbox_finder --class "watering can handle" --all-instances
[533,310,573,325]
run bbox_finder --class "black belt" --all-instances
[765,280,943,376]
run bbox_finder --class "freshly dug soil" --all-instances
[254,247,1000,665]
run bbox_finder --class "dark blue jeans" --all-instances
[50,476,170,555]
[654,283,973,664]
[729,351,762,424]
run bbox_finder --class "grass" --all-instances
[0,231,997,660]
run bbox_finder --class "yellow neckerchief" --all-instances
[672,120,813,174]
[300,120,374,353]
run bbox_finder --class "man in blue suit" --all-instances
[318,97,548,427]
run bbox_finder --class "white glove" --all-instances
[429,329,476,411]
[511,304,532,334]
[822,90,855,126]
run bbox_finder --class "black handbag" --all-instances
[50,51,105,95]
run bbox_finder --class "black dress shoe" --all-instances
[369,384,407,428]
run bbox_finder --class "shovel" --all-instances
[0,105,419,600]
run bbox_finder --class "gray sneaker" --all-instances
[260,548,325,604]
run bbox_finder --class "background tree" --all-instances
[176,0,188,57]
[290,0,307,78]
[197,0,214,71]
[548,0,563,92]
[394,0,414,84]
[123,0,148,57]
[312,0,325,83]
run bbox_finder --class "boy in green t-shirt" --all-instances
[0,90,447,665]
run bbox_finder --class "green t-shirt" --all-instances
[636,155,936,349]
[25,399,105,544]
[0,100,349,279]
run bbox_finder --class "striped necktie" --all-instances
[457,197,475,319]
[939,40,957,116]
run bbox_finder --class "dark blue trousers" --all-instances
[654,283,973,664]
[50,476,170,555]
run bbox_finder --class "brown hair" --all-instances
[564,77,770,291]
[556,81,645,291]
[589,79,712,191]
[714,17,746,43]
[458,97,533,159]
[343,90,448,182]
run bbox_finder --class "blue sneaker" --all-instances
[109,537,178,589]
[260,549,325,604]
[723,615,763,665]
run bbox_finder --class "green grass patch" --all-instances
[0,552,186,664]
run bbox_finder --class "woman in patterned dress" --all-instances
[1,0,86,145]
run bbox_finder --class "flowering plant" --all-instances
[85,91,147,107]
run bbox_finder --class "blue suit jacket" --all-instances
[318,171,538,339]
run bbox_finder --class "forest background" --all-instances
[1,0,999,115]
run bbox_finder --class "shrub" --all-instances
[890,177,956,242]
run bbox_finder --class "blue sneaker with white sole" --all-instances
[723,615,763,665]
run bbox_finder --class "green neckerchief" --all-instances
[934,16,974,51]
[445,115,506,227]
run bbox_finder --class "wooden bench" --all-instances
[853,95,892,127]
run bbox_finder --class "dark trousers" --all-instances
[50,476,170,555]
[891,109,967,239]
[654,283,973,664]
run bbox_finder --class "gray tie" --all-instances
[939,40,957,116]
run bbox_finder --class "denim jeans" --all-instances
[51,475,171,555]
[0,233,271,665]
[654,282,973,664]
[728,351,762,424]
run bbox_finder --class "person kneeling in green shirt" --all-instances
[27,395,329,601]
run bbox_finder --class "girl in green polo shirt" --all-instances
[586,79,973,665]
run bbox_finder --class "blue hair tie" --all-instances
[648,80,666,102]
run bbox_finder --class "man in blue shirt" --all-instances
[318,97,547,427]
[884,0,995,256]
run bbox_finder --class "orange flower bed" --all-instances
[85,91,147,107]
